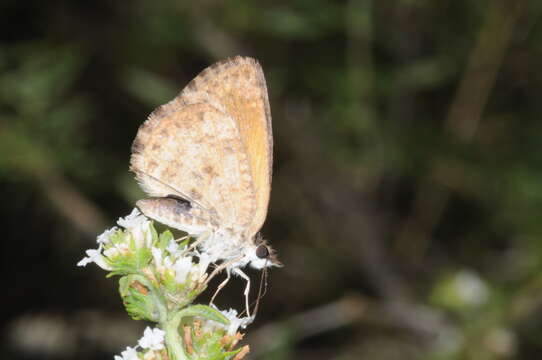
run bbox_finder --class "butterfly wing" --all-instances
[178,56,273,238]
[130,102,257,232]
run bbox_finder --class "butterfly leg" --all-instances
[187,236,202,251]
[175,235,190,249]
[179,231,211,254]
[210,268,231,307]
[176,235,189,243]
[205,255,243,284]
[233,268,252,318]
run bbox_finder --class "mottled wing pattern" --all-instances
[178,56,273,237]
[130,102,256,230]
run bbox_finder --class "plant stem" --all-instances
[164,310,189,360]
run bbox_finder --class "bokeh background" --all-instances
[2,0,542,359]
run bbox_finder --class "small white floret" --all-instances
[96,226,118,244]
[117,208,146,229]
[174,256,193,283]
[103,244,124,258]
[166,240,179,255]
[194,252,212,278]
[138,326,165,351]
[151,247,163,267]
[114,346,139,360]
[77,247,112,270]
[220,308,254,335]
[117,209,153,248]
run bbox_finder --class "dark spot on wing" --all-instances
[191,171,203,181]
[131,138,145,153]
[199,67,211,80]
[147,160,158,171]
[202,165,218,178]
[189,188,202,200]
[185,80,197,92]
[165,194,192,213]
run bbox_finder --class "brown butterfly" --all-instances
[130,56,280,316]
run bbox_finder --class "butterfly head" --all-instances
[247,234,282,269]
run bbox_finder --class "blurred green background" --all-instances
[2,0,542,359]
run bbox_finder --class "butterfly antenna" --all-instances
[250,261,269,318]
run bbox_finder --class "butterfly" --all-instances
[130,56,280,316]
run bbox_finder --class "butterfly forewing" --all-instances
[179,56,273,237]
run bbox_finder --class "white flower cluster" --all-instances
[77,208,211,285]
[77,208,153,270]
[114,327,165,360]
[150,240,212,285]
[79,209,254,359]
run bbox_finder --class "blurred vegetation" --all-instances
[2,0,542,359]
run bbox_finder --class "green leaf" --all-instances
[205,333,225,359]
[119,275,159,321]
[180,305,229,325]
[150,222,159,244]
[135,246,153,269]
[159,230,174,250]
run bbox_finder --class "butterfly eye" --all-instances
[255,244,270,259]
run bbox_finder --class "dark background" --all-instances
[2,1,542,359]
